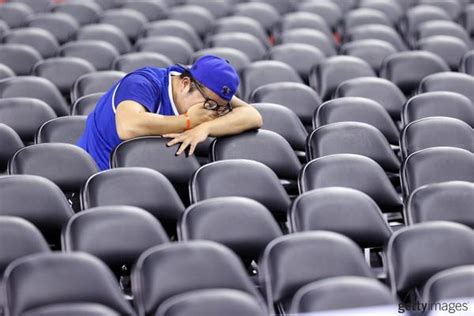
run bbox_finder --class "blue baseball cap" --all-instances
[179,55,240,101]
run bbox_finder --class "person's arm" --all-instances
[164,97,263,155]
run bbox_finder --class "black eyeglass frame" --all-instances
[192,81,233,116]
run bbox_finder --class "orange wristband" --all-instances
[184,112,191,130]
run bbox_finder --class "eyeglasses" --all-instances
[193,81,232,116]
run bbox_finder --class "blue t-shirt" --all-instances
[76,66,182,170]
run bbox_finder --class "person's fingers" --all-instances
[188,142,197,156]
[163,133,180,138]
[167,137,181,146]
[176,140,190,155]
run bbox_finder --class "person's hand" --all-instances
[164,124,210,156]
[186,103,217,128]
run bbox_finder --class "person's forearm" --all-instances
[118,111,187,139]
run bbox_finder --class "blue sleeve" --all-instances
[113,73,160,113]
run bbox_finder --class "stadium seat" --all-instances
[380,51,450,95]
[81,167,185,233]
[310,56,376,101]
[407,181,474,228]
[59,40,120,71]
[334,77,406,121]
[0,44,41,76]
[0,77,69,116]
[3,27,59,59]
[34,116,87,145]
[297,1,343,30]
[251,103,307,153]
[261,231,373,313]
[416,36,469,71]
[144,19,203,50]
[122,0,169,22]
[280,28,336,57]
[299,154,402,213]
[192,47,250,75]
[250,82,322,130]
[71,92,103,116]
[51,1,102,26]
[463,4,474,38]
[401,147,474,198]
[214,16,269,48]
[345,24,408,51]
[307,122,400,173]
[113,52,173,73]
[0,124,23,173]
[314,97,400,145]
[400,117,473,159]
[387,221,474,301]
[71,70,125,103]
[77,23,132,55]
[0,63,15,80]
[251,0,294,15]
[135,37,193,65]
[416,20,471,46]
[418,72,474,104]
[340,40,397,74]
[156,289,266,316]
[289,187,392,249]
[93,0,123,10]
[27,12,79,44]
[0,175,74,245]
[344,8,393,31]
[3,253,135,316]
[10,0,51,13]
[402,5,451,44]
[460,50,474,75]
[278,12,332,39]
[268,43,325,83]
[359,0,403,24]
[241,60,302,100]
[422,265,474,303]
[0,97,56,143]
[100,8,148,41]
[418,0,462,20]
[179,196,282,263]
[233,2,280,33]
[185,0,234,19]
[0,2,33,29]
[169,5,215,38]
[132,241,266,315]
[208,32,266,62]
[402,91,474,127]
[0,216,50,275]
[32,57,96,97]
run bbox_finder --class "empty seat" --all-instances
[32,57,96,96]
[0,175,74,244]
[51,1,102,26]
[345,24,408,51]
[327,0,358,13]
[3,27,59,59]
[0,98,56,143]
[179,196,282,262]
[360,0,403,24]
[402,5,451,43]
[279,12,332,39]
[344,8,393,31]
[261,232,373,313]
[268,43,325,82]
[251,0,294,15]
[3,253,135,316]
[113,52,173,73]
[81,167,185,231]
[416,20,470,46]
[185,0,233,18]
[418,0,461,20]
[12,0,51,13]
[208,32,266,62]
[214,16,269,48]
[380,51,450,95]
[250,82,322,129]
[100,8,148,40]
[190,159,290,217]
[297,1,343,30]
[310,56,376,101]
[401,117,473,158]
[132,241,265,315]
[59,40,120,71]
[0,64,15,80]
[71,70,125,103]
[0,2,33,29]
[289,188,392,249]
[416,36,469,71]
[280,28,336,57]
[135,37,193,65]
[77,23,131,54]
[464,4,474,37]
[334,77,406,121]
[418,72,474,104]
[307,122,400,173]
[291,277,396,314]
[252,103,307,153]
[0,124,23,172]
[0,216,50,275]
[169,5,215,38]
[0,44,41,76]
[401,147,474,198]
[71,92,103,116]
[340,39,397,74]
[314,97,400,145]
[460,50,474,75]
[407,181,474,228]
[192,48,250,74]
[27,12,79,44]
[35,116,87,145]
[299,154,402,213]
[402,91,474,127]
[242,60,302,100]
[0,77,69,116]
[423,265,474,303]
[233,2,280,33]
[145,19,203,50]
[94,0,125,10]
[122,0,168,22]
[387,222,474,301]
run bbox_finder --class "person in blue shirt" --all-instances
[76,55,263,170]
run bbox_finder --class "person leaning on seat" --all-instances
[76,55,263,170]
